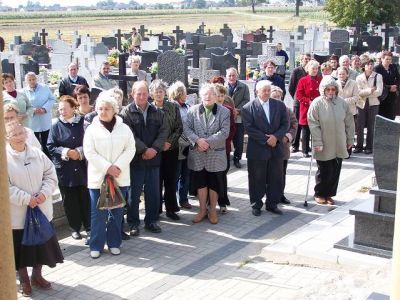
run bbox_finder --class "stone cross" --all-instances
[187,35,206,68]
[223,36,237,53]
[159,39,173,52]
[139,25,148,39]
[289,34,296,71]
[208,29,212,36]
[381,23,391,50]
[259,25,266,34]
[266,26,275,43]
[9,46,29,89]
[108,52,137,99]
[220,24,232,41]
[234,40,252,80]
[352,18,363,36]
[368,21,375,33]
[189,57,220,87]
[32,32,40,45]
[296,26,305,40]
[173,26,184,48]
[56,30,62,40]
[115,29,124,52]
[40,28,48,46]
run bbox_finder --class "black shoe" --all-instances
[291,147,299,153]
[71,231,82,240]
[353,148,363,154]
[129,225,140,237]
[145,223,162,233]
[84,231,90,245]
[266,207,283,215]
[166,212,180,220]
[303,153,311,158]
[280,196,291,204]
[233,160,242,168]
[121,231,130,240]
[364,149,372,154]
[252,208,261,216]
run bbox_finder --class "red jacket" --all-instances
[295,75,322,125]
[223,102,236,155]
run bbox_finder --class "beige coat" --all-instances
[355,71,383,108]
[336,79,360,115]
[308,94,355,161]
[7,144,58,229]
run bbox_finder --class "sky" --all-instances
[2,0,173,8]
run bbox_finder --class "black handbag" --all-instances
[374,75,389,103]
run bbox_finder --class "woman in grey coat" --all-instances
[307,76,355,205]
[184,83,230,224]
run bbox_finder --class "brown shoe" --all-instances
[31,276,52,290]
[326,197,335,205]
[208,210,218,224]
[314,196,327,204]
[192,212,207,223]
[19,282,32,297]
[180,202,192,209]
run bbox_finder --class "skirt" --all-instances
[189,169,225,197]
[13,225,64,270]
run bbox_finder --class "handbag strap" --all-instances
[373,74,377,88]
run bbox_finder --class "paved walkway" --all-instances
[18,151,392,299]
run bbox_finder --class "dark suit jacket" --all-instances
[59,76,89,97]
[242,98,288,161]
[255,74,286,99]
[288,66,307,107]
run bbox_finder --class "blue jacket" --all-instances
[47,115,87,187]
[242,98,288,160]
[23,83,55,132]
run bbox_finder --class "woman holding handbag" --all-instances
[6,121,63,297]
[83,92,136,259]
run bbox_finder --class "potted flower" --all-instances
[149,62,158,81]
[175,48,185,55]
[107,48,120,68]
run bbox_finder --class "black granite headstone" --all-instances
[1,59,15,76]
[199,47,225,59]
[210,53,238,76]
[157,50,188,86]
[102,37,117,50]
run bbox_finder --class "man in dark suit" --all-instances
[226,67,250,169]
[242,80,289,216]
[288,53,310,152]
[59,63,89,97]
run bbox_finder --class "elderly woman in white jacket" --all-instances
[83,93,136,259]
[336,67,360,157]
[6,121,62,297]
[355,59,383,154]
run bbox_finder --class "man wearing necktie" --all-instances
[242,80,289,216]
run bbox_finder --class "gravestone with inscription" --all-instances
[210,52,238,76]
[189,57,220,88]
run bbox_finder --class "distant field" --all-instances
[0,7,333,47]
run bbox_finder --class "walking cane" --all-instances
[304,138,313,207]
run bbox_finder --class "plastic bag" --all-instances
[97,175,126,210]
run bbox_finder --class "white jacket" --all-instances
[355,71,383,108]
[83,115,136,189]
[7,143,58,229]
[337,79,360,115]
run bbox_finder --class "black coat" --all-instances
[59,76,89,97]
[47,116,87,187]
[120,103,169,168]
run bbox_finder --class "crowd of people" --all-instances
[3,48,399,296]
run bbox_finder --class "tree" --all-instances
[194,0,206,8]
[325,0,400,27]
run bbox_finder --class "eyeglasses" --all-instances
[325,88,336,92]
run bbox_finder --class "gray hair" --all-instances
[101,87,124,112]
[270,86,284,100]
[226,67,238,76]
[67,62,78,70]
[149,79,168,98]
[339,55,350,65]
[305,60,320,74]
[199,83,218,98]
[336,66,349,75]
[24,72,37,81]
[4,103,20,114]
[128,55,141,65]
[168,81,186,101]
[255,80,272,92]
[95,91,119,114]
